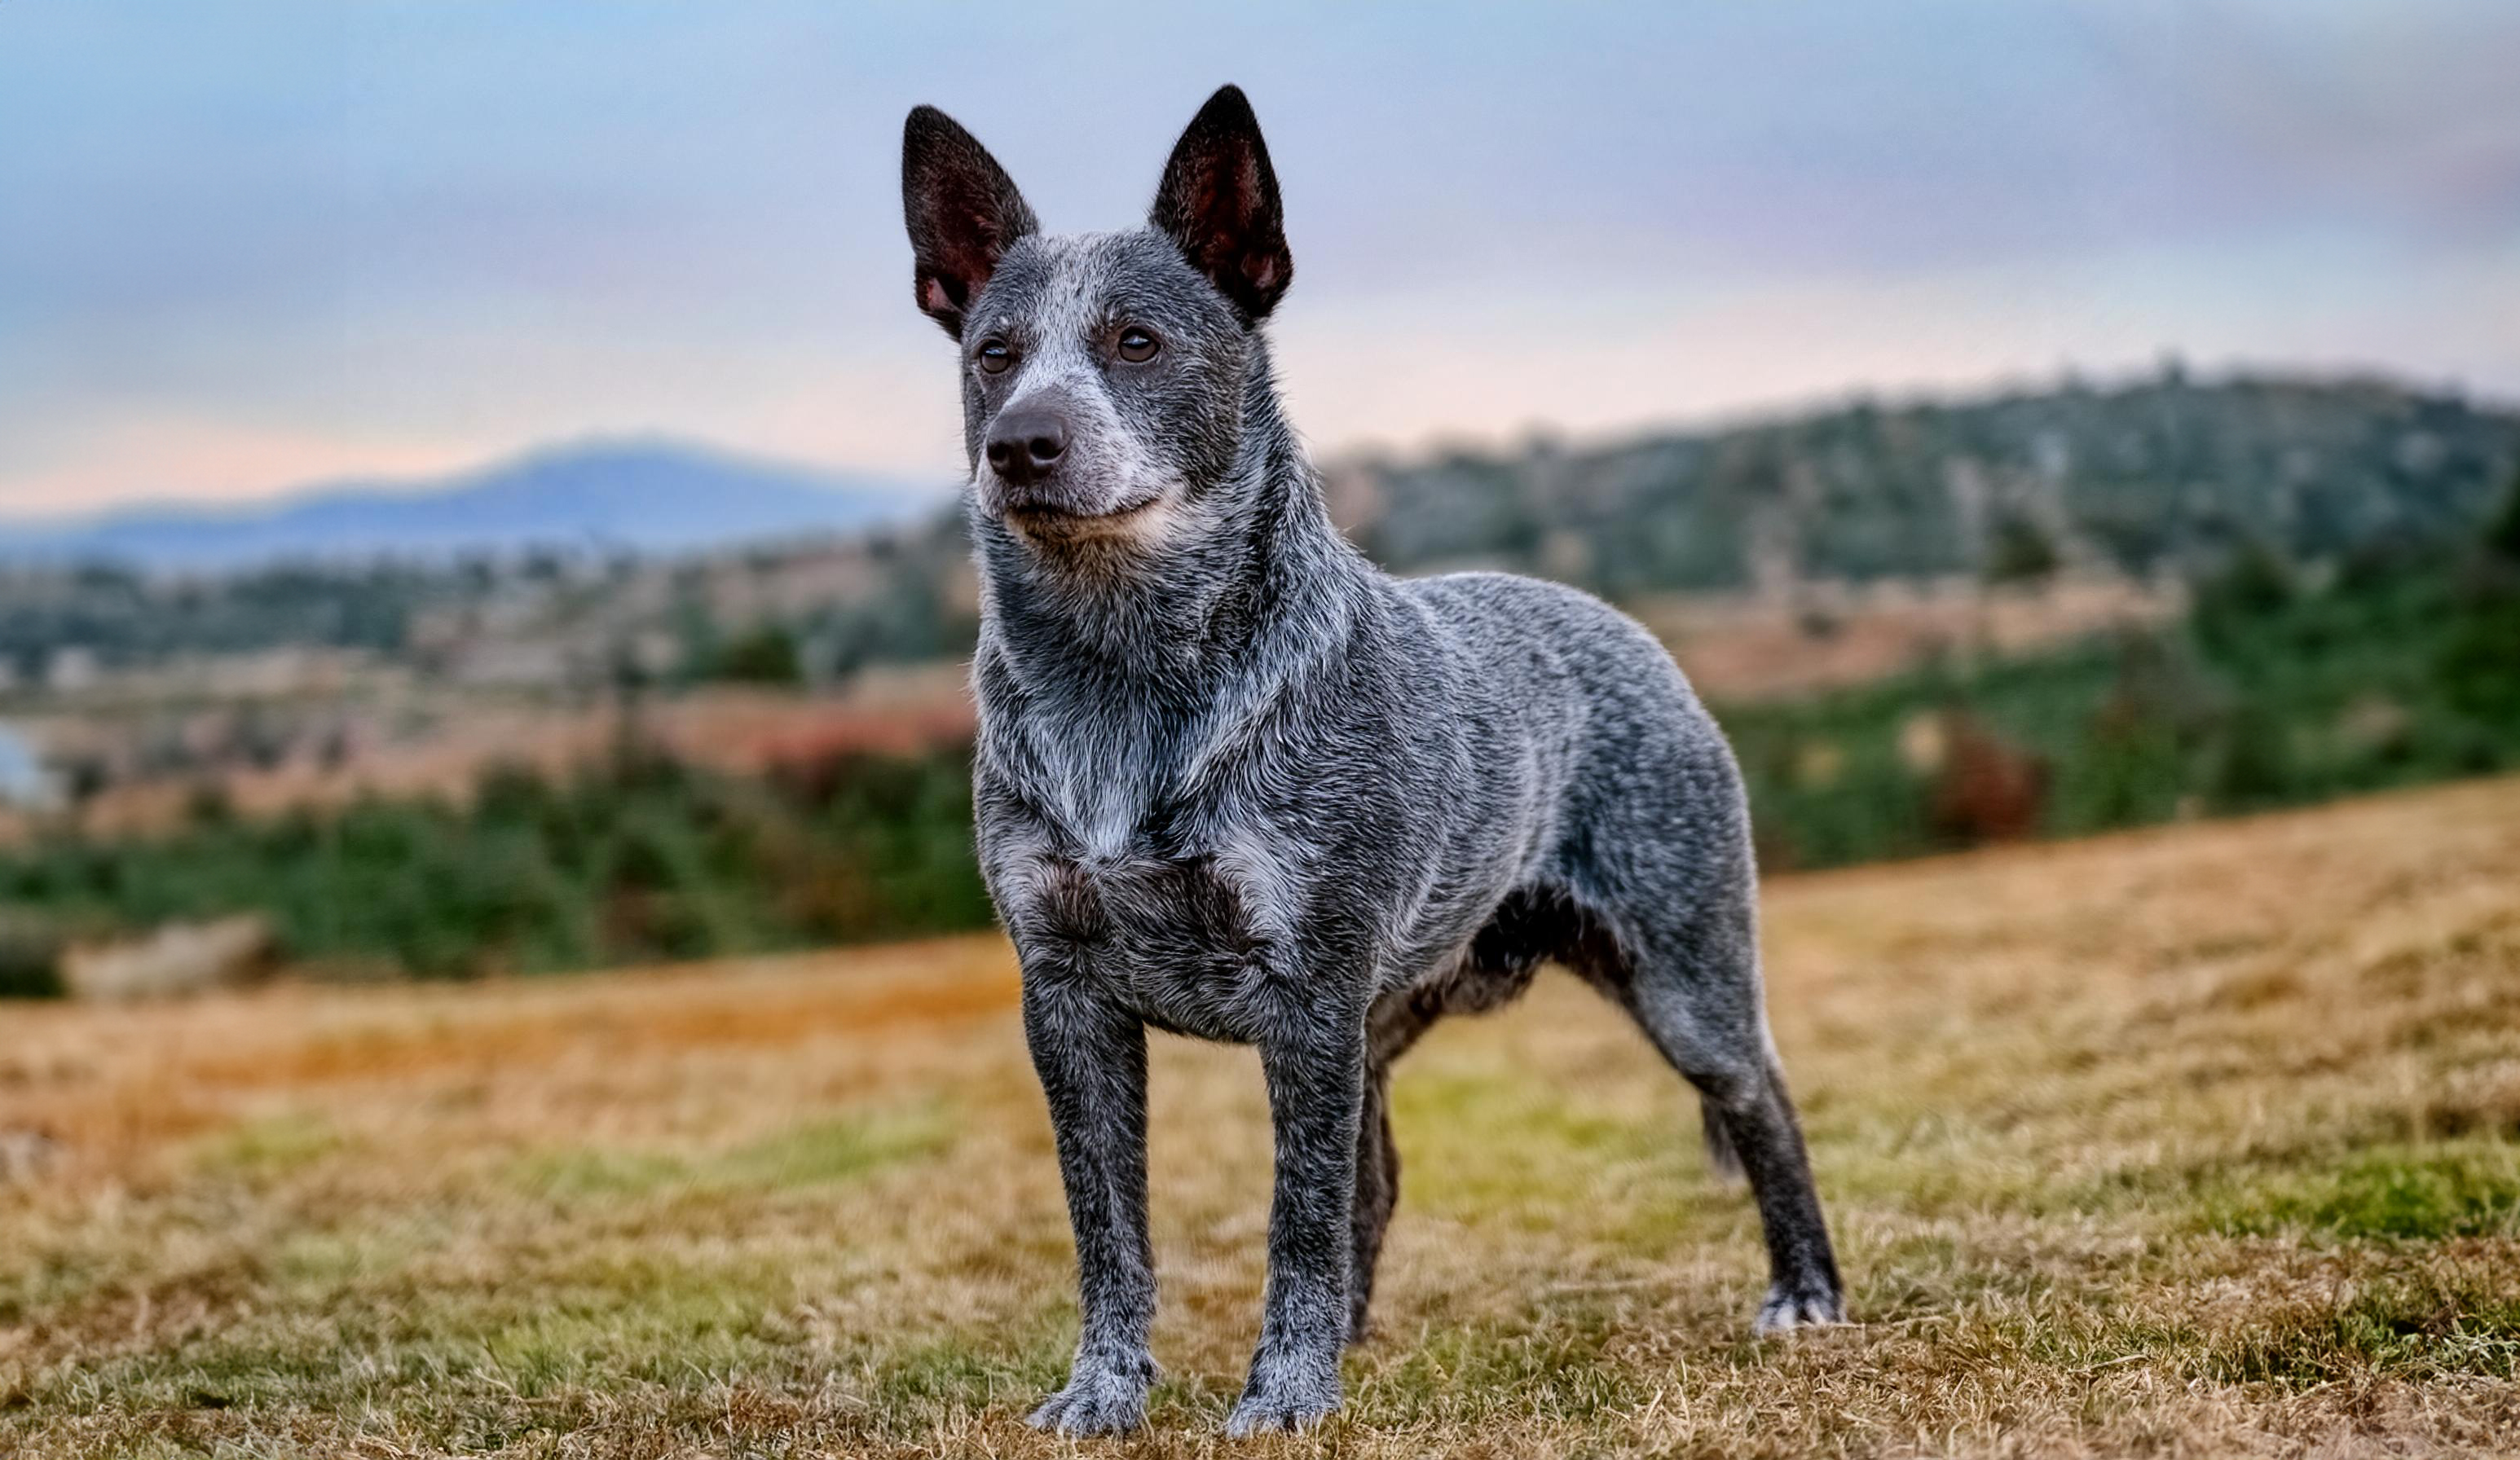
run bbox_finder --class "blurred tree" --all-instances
[1983,509,2061,584]
[2438,468,2520,723]
[713,623,804,685]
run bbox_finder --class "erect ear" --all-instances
[901,105,1038,340]
[1149,85,1292,323]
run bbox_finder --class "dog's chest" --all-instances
[1007,838,1293,1041]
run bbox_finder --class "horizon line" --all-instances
[1,356,2506,529]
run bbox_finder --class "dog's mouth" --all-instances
[1002,495,1167,539]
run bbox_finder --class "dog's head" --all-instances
[901,86,1292,549]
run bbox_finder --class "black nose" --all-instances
[985,408,1068,487]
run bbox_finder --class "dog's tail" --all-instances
[1700,1101,1745,1183]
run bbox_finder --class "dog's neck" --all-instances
[971,355,1368,855]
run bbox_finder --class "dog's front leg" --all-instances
[1227,1018,1366,1436]
[1020,976,1158,1436]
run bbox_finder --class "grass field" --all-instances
[4,779,2518,1458]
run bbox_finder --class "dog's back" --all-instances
[1403,567,1751,885]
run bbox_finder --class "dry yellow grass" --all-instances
[4,778,2518,1457]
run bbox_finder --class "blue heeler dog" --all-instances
[901,86,1845,1437]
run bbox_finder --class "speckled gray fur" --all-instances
[901,86,1844,1439]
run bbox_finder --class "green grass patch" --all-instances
[717,1105,953,1189]
[511,1146,693,1200]
[1390,1071,1682,1229]
[42,1246,804,1423]
[510,1102,955,1203]
[192,1111,350,1179]
[1355,1304,1652,1427]
[476,1279,786,1396]
[2201,1141,2520,1241]
[867,1330,1069,1414]
[2197,1267,2520,1386]
[266,1225,424,1290]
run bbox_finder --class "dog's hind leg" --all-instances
[1347,1065,1400,1344]
[1572,882,1846,1334]
[1677,1037,1845,1333]
[1349,994,1435,1344]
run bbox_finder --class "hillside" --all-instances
[0,372,2508,691]
[0,373,2512,950]
[1330,372,2520,591]
[3,776,2514,1456]
[0,440,939,569]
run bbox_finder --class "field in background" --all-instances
[7,524,2515,988]
[4,776,2517,1457]
[2,380,2512,989]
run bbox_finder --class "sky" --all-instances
[2,1,2516,517]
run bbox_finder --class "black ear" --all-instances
[902,105,1038,340]
[1149,85,1292,323]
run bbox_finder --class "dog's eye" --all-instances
[1116,328,1160,363]
[976,339,1012,375]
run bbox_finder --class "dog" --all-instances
[901,85,1845,1438]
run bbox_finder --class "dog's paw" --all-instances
[1223,1351,1340,1438]
[1753,1282,1848,1335]
[1026,1351,1156,1436]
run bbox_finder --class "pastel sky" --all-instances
[3,2,2516,516]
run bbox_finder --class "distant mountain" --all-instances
[0,440,945,569]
